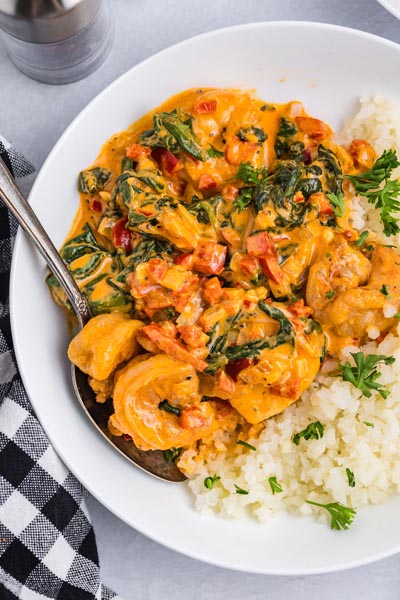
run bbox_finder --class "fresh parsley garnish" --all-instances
[158,400,181,416]
[346,468,356,488]
[364,421,375,428]
[293,421,325,445]
[345,149,400,236]
[237,440,256,451]
[338,352,395,399]
[325,290,336,299]
[234,484,249,495]
[233,187,253,212]
[354,231,369,247]
[268,477,283,495]
[204,474,220,489]
[236,161,268,185]
[380,284,391,297]
[207,145,224,158]
[163,447,182,462]
[306,500,356,530]
[326,192,345,217]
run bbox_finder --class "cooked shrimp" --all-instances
[111,354,218,450]
[68,313,143,380]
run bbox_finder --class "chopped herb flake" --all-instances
[237,440,256,451]
[293,421,325,445]
[269,477,283,495]
[346,468,356,488]
[234,484,249,495]
[204,474,220,489]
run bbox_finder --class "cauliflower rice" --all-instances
[178,96,400,524]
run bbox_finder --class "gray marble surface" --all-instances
[2,0,400,597]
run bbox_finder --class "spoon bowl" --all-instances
[0,156,185,482]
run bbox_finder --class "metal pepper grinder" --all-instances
[0,0,113,84]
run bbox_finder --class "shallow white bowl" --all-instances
[377,0,400,20]
[10,22,400,574]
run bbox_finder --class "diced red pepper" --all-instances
[225,358,253,382]
[180,406,206,429]
[146,258,168,284]
[90,200,102,212]
[174,253,194,269]
[142,323,208,371]
[288,299,313,317]
[259,256,284,284]
[217,370,235,393]
[302,148,312,164]
[192,241,227,275]
[237,254,259,277]
[310,192,334,216]
[113,217,132,253]
[246,232,275,258]
[222,184,239,202]
[293,191,305,203]
[193,99,217,114]
[123,434,132,441]
[126,143,151,160]
[202,277,224,305]
[198,173,217,191]
[152,147,182,175]
[178,325,208,349]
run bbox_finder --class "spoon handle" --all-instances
[0,157,91,329]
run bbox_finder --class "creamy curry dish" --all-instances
[49,89,400,528]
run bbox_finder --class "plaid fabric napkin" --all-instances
[0,138,120,600]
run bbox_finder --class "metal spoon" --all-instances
[0,157,185,482]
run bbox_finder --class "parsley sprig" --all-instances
[345,149,400,236]
[338,352,395,399]
[204,474,220,489]
[306,500,356,530]
[326,192,345,217]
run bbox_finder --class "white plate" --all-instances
[377,0,400,20]
[10,22,400,575]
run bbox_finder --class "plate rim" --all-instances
[10,20,400,575]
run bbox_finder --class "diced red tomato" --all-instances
[246,232,275,258]
[192,241,227,275]
[113,217,132,253]
[198,173,217,190]
[180,406,206,429]
[259,256,284,284]
[237,254,259,277]
[288,299,313,317]
[310,192,334,216]
[174,253,193,269]
[146,258,168,284]
[151,147,182,175]
[295,116,332,142]
[193,99,217,114]
[178,325,208,348]
[293,191,305,203]
[217,370,235,393]
[142,323,208,372]
[225,358,253,382]
[90,200,102,212]
[202,277,223,305]
[125,143,151,160]
[222,184,239,202]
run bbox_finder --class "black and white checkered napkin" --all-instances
[0,138,120,600]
